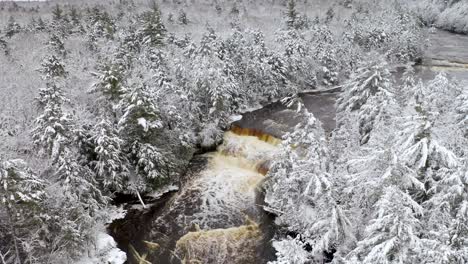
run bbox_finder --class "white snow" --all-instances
[75,233,126,264]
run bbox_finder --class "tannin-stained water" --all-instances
[117,128,281,264]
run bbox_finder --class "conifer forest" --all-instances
[0,0,468,263]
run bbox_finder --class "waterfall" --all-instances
[121,127,282,264]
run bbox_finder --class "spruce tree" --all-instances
[0,159,46,264]
[139,3,166,47]
[347,187,423,263]
[286,0,298,30]
[32,56,71,161]
[92,120,129,191]
[5,16,21,38]
[457,89,468,138]
[266,107,353,261]
[52,4,63,22]
[178,9,189,25]
[47,34,67,57]
[336,60,393,144]
[90,62,126,114]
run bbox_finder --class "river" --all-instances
[109,29,468,264]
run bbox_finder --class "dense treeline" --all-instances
[408,0,468,34]
[0,0,429,263]
[265,33,468,264]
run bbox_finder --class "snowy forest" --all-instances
[0,0,467,263]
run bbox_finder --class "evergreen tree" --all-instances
[139,3,166,47]
[118,83,163,141]
[266,107,353,261]
[421,164,468,263]
[178,9,189,25]
[69,6,81,26]
[32,84,73,161]
[336,60,392,144]
[0,159,46,264]
[5,16,21,38]
[90,62,126,114]
[456,88,468,138]
[286,0,298,30]
[39,55,67,80]
[32,56,71,161]
[347,187,423,263]
[43,149,108,260]
[47,34,67,57]
[337,59,391,113]
[35,17,47,32]
[230,2,240,16]
[92,120,129,191]
[52,4,63,22]
[0,35,8,55]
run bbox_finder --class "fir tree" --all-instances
[32,56,71,161]
[337,59,392,113]
[139,3,166,47]
[32,84,73,161]
[0,35,8,55]
[90,62,126,114]
[43,149,108,260]
[39,55,67,80]
[118,83,163,141]
[178,9,189,25]
[230,2,240,16]
[52,4,63,22]
[456,88,468,138]
[92,120,129,191]
[337,59,393,144]
[266,107,353,261]
[47,34,67,57]
[0,159,46,264]
[69,6,81,26]
[5,16,21,38]
[347,187,423,263]
[286,0,298,30]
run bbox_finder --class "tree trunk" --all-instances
[6,207,21,264]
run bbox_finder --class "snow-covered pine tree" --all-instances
[337,59,392,113]
[52,4,64,22]
[266,105,353,262]
[51,4,72,36]
[118,83,163,141]
[42,149,108,260]
[32,84,73,161]
[90,61,126,117]
[47,34,67,58]
[0,35,8,55]
[32,56,72,161]
[39,55,67,80]
[139,2,166,47]
[336,59,392,144]
[178,9,189,25]
[68,6,81,27]
[286,0,298,30]
[270,236,311,264]
[92,120,129,191]
[4,16,21,38]
[0,159,46,264]
[357,87,395,144]
[396,93,458,203]
[420,163,468,263]
[346,186,423,264]
[456,88,468,138]
[117,82,174,191]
